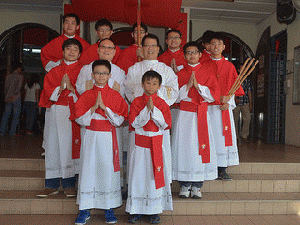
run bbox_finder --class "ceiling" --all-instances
[0,0,277,25]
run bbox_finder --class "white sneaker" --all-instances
[191,186,202,199]
[179,185,191,198]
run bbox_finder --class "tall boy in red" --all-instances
[126,71,172,224]
[41,13,90,72]
[207,32,244,181]
[79,18,121,66]
[158,29,187,73]
[37,38,83,198]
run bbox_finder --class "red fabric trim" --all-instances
[86,119,120,172]
[221,110,233,147]
[135,134,165,189]
[180,101,210,163]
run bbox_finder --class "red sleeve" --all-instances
[41,36,64,68]
[74,90,97,118]
[79,44,99,65]
[156,98,172,130]
[117,45,137,74]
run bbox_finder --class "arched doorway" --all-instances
[0,23,59,115]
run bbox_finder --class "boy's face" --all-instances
[203,42,211,52]
[92,65,111,86]
[97,39,116,62]
[96,25,113,40]
[210,38,225,58]
[184,46,201,65]
[132,27,147,44]
[142,38,159,60]
[63,44,81,62]
[142,77,161,96]
[166,31,181,50]
[63,17,79,36]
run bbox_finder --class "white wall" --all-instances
[257,11,300,147]
[191,19,258,54]
[0,10,62,35]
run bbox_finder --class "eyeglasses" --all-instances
[142,44,158,48]
[168,36,181,40]
[99,45,115,51]
[93,72,110,76]
[97,29,111,33]
[185,51,200,55]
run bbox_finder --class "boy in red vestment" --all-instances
[199,30,215,64]
[158,29,187,73]
[126,71,172,224]
[41,13,90,72]
[172,41,220,199]
[37,39,83,198]
[79,18,121,66]
[74,60,128,224]
[117,23,148,74]
[207,32,245,181]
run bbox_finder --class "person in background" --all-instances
[23,74,41,135]
[0,61,24,136]
[233,77,253,143]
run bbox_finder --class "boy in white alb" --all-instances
[126,71,173,224]
[74,60,128,224]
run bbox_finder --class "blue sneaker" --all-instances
[105,209,117,224]
[75,210,90,225]
[150,214,161,224]
[128,214,142,224]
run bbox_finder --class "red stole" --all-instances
[178,64,219,163]
[75,84,128,168]
[129,93,172,189]
[41,34,90,68]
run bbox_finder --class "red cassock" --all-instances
[41,34,90,68]
[158,48,187,71]
[39,61,83,159]
[74,84,128,171]
[117,44,138,74]
[79,43,122,66]
[129,93,172,189]
[199,50,211,64]
[211,56,245,146]
[177,63,220,163]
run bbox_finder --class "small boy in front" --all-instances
[126,71,173,224]
[171,41,220,199]
[74,60,128,224]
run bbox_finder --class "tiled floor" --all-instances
[1,214,300,225]
[1,134,300,162]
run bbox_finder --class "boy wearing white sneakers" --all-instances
[171,42,220,198]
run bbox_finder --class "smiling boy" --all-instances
[126,70,172,224]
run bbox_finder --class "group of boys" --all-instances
[37,13,244,224]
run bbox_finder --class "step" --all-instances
[228,163,300,174]
[1,190,300,215]
[0,159,44,171]
[171,174,300,193]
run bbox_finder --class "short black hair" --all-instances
[11,61,23,73]
[183,41,204,54]
[142,34,159,46]
[202,30,215,44]
[142,70,162,86]
[62,38,83,53]
[92,60,111,73]
[98,38,115,48]
[63,13,80,25]
[166,29,182,39]
[131,22,148,33]
[210,32,226,44]
[95,18,113,31]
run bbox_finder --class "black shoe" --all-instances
[150,214,161,224]
[128,214,142,224]
[217,172,232,181]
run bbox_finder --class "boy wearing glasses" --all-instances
[171,42,220,199]
[117,23,148,73]
[41,13,90,72]
[158,29,187,73]
[80,18,121,66]
[74,60,128,224]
